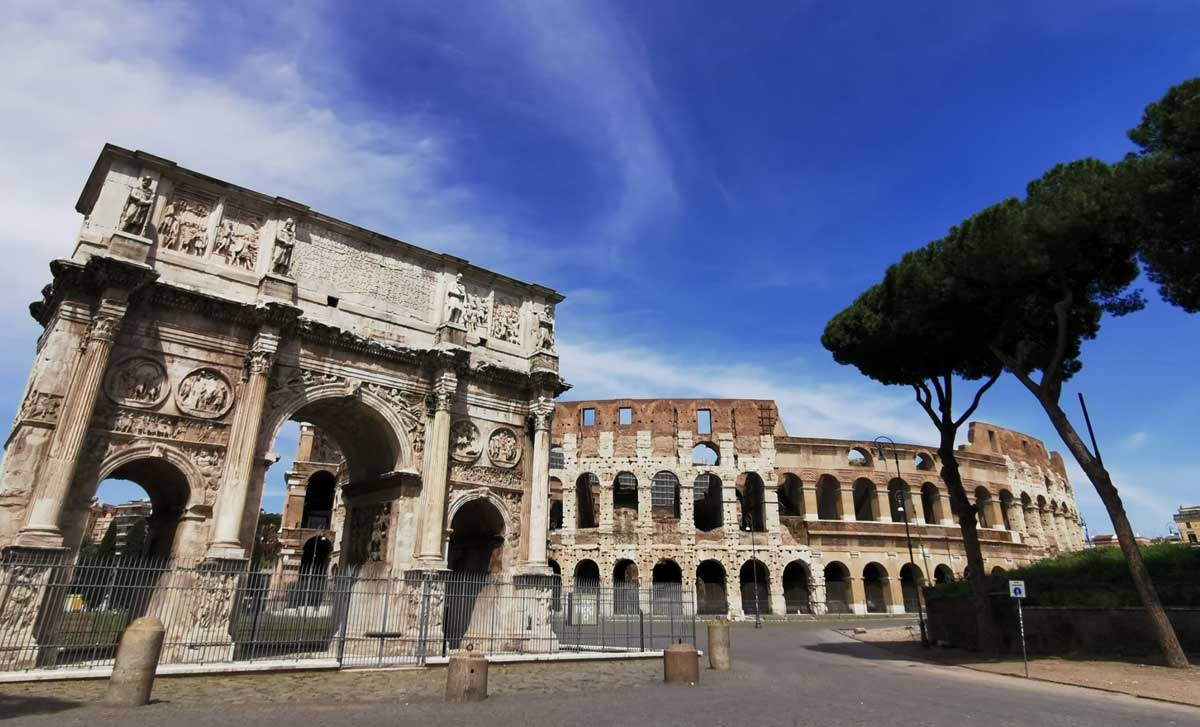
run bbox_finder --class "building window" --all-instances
[549,446,564,470]
[652,471,680,508]
[619,407,632,426]
[697,409,711,435]
[581,408,596,427]
[988,430,998,452]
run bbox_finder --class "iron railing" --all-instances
[0,553,696,674]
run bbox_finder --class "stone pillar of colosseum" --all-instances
[1007,499,1027,537]
[874,487,894,523]
[1023,502,1043,545]
[938,492,955,525]
[523,399,554,572]
[802,484,819,522]
[848,575,867,615]
[839,486,856,522]
[414,369,456,567]
[207,329,279,559]
[17,294,129,548]
[986,497,1005,531]
[885,574,906,615]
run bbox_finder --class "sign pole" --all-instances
[1009,579,1028,678]
[1017,597,1028,678]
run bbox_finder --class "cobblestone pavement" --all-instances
[2,621,1198,726]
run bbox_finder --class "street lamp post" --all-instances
[743,521,763,628]
[874,436,929,648]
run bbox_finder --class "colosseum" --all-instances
[279,398,1085,619]
[542,399,1085,618]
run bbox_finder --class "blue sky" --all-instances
[1,1,1196,536]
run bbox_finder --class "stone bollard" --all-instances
[102,617,165,707]
[663,642,700,685]
[707,621,731,671]
[445,651,489,703]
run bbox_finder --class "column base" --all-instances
[515,563,554,578]
[108,230,153,265]
[0,546,68,670]
[205,543,247,561]
[257,272,298,303]
[435,322,467,346]
[12,527,66,550]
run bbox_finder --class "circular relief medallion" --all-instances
[104,357,169,409]
[175,367,235,419]
[487,427,522,469]
[450,419,481,463]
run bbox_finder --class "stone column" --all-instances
[885,576,906,615]
[839,487,856,522]
[17,296,127,548]
[938,492,956,525]
[848,576,867,615]
[987,498,1006,531]
[1024,504,1043,544]
[1008,500,1027,536]
[415,370,457,567]
[802,484,819,522]
[874,488,894,523]
[523,398,554,573]
[207,330,279,559]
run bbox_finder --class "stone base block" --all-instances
[108,231,153,265]
[258,272,297,303]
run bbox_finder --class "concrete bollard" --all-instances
[445,652,489,703]
[102,617,165,707]
[663,642,700,685]
[707,621,731,671]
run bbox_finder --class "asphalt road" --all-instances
[4,619,1197,726]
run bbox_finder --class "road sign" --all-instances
[1009,580,1026,599]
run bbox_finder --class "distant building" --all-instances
[83,500,115,543]
[110,500,153,556]
[1091,533,1153,549]
[1174,506,1200,545]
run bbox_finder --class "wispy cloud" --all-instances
[498,1,678,263]
[558,337,936,443]
[0,0,524,329]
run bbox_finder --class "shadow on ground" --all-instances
[0,694,82,720]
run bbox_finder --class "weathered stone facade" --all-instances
[0,145,568,585]
[547,399,1086,618]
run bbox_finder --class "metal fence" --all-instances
[0,554,695,674]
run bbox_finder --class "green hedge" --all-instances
[925,544,1200,608]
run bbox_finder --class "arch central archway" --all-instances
[447,498,505,574]
[95,457,192,561]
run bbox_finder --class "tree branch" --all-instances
[913,383,941,429]
[1041,287,1073,404]
[954,372,1000,428]
[989,343,1041,397]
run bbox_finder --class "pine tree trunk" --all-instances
[1038,396,1189,668]
[938,436,1000,654]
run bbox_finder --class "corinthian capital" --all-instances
[81,298,128,348]
[530,395,555,431]
[245,349,274,377]
[429,370,458,412]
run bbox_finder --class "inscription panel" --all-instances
[292,224,436,321]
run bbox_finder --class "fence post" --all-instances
[416,572,432,666]
[377,574,392,668]
[335,571,351,666]
[639,609,645,651]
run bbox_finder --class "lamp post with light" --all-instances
[874,436,929,647]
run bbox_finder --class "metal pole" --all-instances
[1017,597,1028,678]
[875,436,929,647]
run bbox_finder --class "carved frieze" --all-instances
[486,427,521,469]
[450,420,481,463]
[106,406,229,445]
[462,284,491,334]
[213,206,261,271]
[491,295,520,344]
[159,193,213,256]
[347,502,391,564]
[362,383,426,456]
[176,368,234,419]
[181,446,225,505]
[18,391,63,425]
[104,357,169,409]
[449,462,523,490]
[291,223,436,320]
[0,565,42,631]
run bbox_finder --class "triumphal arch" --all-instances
[0,144,567,590]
